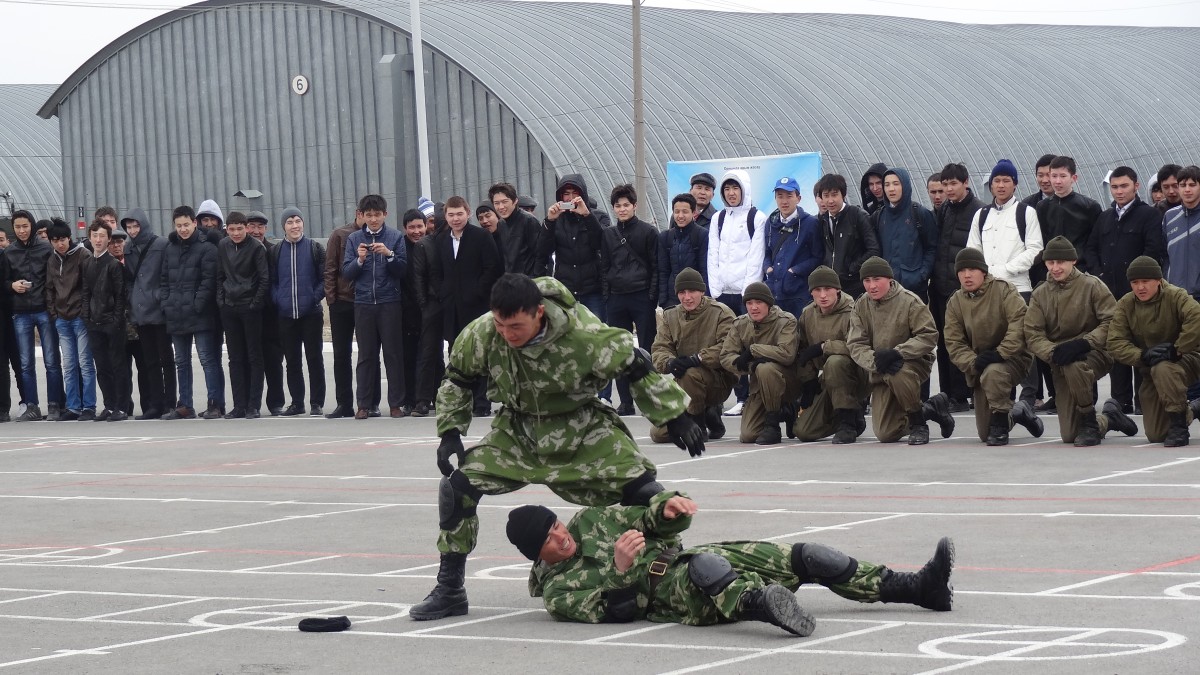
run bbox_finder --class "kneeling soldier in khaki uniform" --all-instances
[720,282,802,444]
[792,266,869,443]
[848,257,955,444]
[1108,256,1200,447]
[1024,236,1138,446]
[650,268,737,443]
[944,248,1044,445]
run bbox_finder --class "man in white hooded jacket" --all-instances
[707,169,768,415]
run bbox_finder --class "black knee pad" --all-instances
[688,552,737,595]
[791,543,857,585]
[620,472,663,506]
[438,473,480,531]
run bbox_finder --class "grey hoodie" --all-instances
[122,207,168,325]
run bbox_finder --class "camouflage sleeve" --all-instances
[639,490,692,538]
[632,371,689,427]
[435,316,492,436]
[541,565,641,623]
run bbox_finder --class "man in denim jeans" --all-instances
[4,211,63,421]
[45,218,96,421]
[159,205,222,419]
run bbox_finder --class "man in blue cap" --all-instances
[762,176,822,317]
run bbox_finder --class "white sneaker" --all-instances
[598,397,614,408]
[723,401,744,416]
[17,403,27,417]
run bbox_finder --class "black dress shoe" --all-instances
[134,409,162,420]
[269,406,284,416]
[224,408,246,419]
[107,410,128,422]
[245,410,261,419]
[281,404,305,416]
[368,407,381,418]
[324,406,353,419]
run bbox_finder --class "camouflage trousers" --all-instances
[740,363,805,443]
[1139,355,1200,443]
[648,541,886,626]
[870,359,933,443]
[1051,350,1113,444]
[438,407,656,554]
[794,355,868,441]
[650,366,736,443]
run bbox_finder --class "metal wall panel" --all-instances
[51,3,558,236]
[0,85,61,220]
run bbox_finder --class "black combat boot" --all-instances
[704,405,726,440]
[781,401,798,439]
[1074,409,1102,447]
[1011,399,1043,437]
[832,409,859,444]
[986,411,1009,446]
[880,537,955,611]
[907,411,930,445]
[921,392,955,439]
[755,411,783,445]
[409,553,469,620]
[1164,411,1190,447]
[736,584,816,636]
[1102,398,1139,437]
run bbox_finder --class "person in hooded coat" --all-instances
[872,167,937,303]
[121,208,175,418]
[859,163,888,215]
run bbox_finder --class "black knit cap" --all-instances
[808,265,841,291]
[507,505,558,561]
[674,267,706,293]
[742,281,775,307]
[858,256,893,280]
[1042,236,1078,262]
[955,247,988,274]
[1126,255,1163,281]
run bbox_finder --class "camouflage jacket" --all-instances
[528,490,691,623]
[436,277,688,440]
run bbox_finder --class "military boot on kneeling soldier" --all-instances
[1108,256,1200,447]
[792,266,869,443]
[650,268,738,443]
[847,257,955,445]
[720,283,803,445]
[944,249,1043,446]
[1024,237,1138,447]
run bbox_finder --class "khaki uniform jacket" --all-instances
[652,296,736,373]
[944,275,1031,386]
[798,291,855,366]
[719,305,798,374]
[847,280,937,376]
[1024,267,1116,363]
[1108,281,1200,367]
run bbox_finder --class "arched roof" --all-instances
[43,1,1199,219]
[2,84,62,218]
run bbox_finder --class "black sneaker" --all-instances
[59,409,81,421]
[134,409,162,420]
[107,410,128,422]
[411,401,431,418]
[16,404,42,422]
[324,406,354,419]
[281,404,304,416]
[309,405,323,416]
[201,405,225,420]
[245,410,261,419]
[95,409,113,422]
[161,406,196,420]
[269,406,284,416]
[368,407,382,418]
[947,398,971,413]
[224,408,246,419]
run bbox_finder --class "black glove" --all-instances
[436,429,465,477]
[974,349,1004,373]
[749,357,768,374]
[874,348,903,374]
[733,347,753,373]
[796,342,823,365]
[1143,342,1178,366]
[1051,338,1091,366]
[669,354,702,378]
[665,413,706,457]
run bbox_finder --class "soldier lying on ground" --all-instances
[506,491,954,637]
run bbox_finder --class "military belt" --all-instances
[645,546,681,605]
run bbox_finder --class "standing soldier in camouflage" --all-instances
[649,268,736,443]
[792,266,868,444]
[1025,237,1138,446]
[847,257,956,444]
[410,273,706,621]
[943,248,1043,446]
[506,490,954,635]
[719,282,802,445]
[1108,256,1200,446]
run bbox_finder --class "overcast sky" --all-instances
[3,0,1198,84]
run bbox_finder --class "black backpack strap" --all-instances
[747,206,758,240]
[716,210,727,237]
[1016,204,1027,242]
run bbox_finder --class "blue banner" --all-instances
[665,152,823,215]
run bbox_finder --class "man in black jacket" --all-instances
[1084,166,1167,413]
[690,172,718,229]
[247,212,287,415]
[4,210,62,421]
[538,174,606,317]
[82,222,128,422]
[217,212,269,418]
[399,208,428,415]
[1020,154,1057,209]
[410,215,444,417]
[931,163,984,412]
[1033,156,1102,286]
[432,196,502,417]
[859,163,888,215]
[814,174,880,299]
[160,205,222,420]
[489,183,545,277]
[121,208,174,419]
[602,184,658,416]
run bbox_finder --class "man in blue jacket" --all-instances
[272,208,326,417]
[762,176,822,317]
[342,194,408,419]
[872,167,937,303]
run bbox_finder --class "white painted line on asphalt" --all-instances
[1067,456,1200,485]
[372,562,441,576]
[657,622,905,675]
[910,628,1109,675]
[763,513,910,541]
[79,598,209,620]
[1035,573,1131,595]
[0,591,69,605]
[102,551,208,567]
[236,554,344,572]
[582,622,675,643]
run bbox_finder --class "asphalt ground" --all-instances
[0,357,1197,674]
